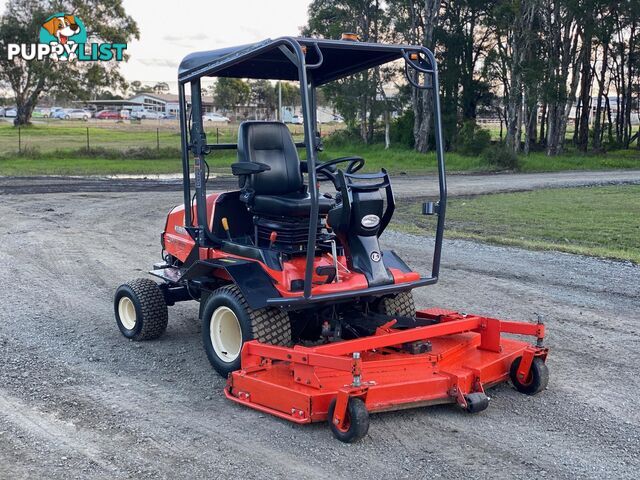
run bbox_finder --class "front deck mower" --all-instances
[114,36,549,442]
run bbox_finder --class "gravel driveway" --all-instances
[0,190,638,479]
[1,168,639,197]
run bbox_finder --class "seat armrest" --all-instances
[231,162,271,176]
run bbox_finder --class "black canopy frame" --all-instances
[177,36,447,301]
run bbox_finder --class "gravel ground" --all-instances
[0,190,639,479]
[1,168,639,197]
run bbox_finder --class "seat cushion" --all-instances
[252,192,334,217]
[237,121,303,195]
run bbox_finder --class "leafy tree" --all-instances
[213,78,250,111]
[153,82,170,95]
[0,0,139,125]
[279,82,300,107]
[250,79,277,118]
[304,0,388,143]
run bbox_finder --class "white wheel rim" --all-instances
[210,306,242,363]
[118,296,137,330]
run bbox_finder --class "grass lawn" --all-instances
[2,144,639,176]
[0,123,639,175]
[392,185,640,264]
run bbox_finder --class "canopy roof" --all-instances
[178,37,425,86]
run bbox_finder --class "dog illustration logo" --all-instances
[39,13,87,61]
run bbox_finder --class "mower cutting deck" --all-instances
[226,309,548,441]
[114,35,550,443]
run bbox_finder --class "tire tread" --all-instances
[215,284,291,346]
[125,278,168,340]
[377,291,416,317]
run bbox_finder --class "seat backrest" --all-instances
[237,121,303,195]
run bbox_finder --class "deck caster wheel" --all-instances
[327,397,369,443]
[114,278,168,341]
[464,392,489,413]
[510,356,549,395]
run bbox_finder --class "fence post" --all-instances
[216,127,219,144]
[86,127,90,151]
[18,126,21,154]
[157,128,160,151]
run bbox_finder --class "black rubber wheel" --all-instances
[114,278,168,341]
[376,291,416,318]
[464,392,489,413]
[202,284,291,377]
[509,357,549,395]
[327,397,370,443]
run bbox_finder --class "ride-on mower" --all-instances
[114,36,549,442]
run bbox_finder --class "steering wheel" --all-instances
[315,156,365,183]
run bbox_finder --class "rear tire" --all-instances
[202,284,291,377]
[114,278,168,340]
[376,291,416,318]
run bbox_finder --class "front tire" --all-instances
[202,284,291,377]
[376,291,416,318]
[114,278,168,340]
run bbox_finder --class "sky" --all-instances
[0,0,312,92]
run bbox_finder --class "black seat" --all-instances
[237,121,332,217]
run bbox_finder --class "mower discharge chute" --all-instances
[113,36,549,442]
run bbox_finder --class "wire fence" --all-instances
[0,120,309,155]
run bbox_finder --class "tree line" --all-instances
[304,0,640,156]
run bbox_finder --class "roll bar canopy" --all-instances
[178,37,430,86]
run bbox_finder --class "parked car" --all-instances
[131,109,165,120]
[33,107,52,118]
[56,109,90,120]
[119,109,130,120]
[96,110,120,120]
[288,115,303,124]
[202,112,230,123]
[4,108,17,118]
[52,109,68,119]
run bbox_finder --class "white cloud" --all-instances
[0,0,312,89]
[118,0,311,87]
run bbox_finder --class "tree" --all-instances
[304,0,388,143]
[0,0,139,125]
[153,82,170,95]
[279,82,300,108]
[250,80,277,118]
[302,0,640,155]
[213,78,250,111]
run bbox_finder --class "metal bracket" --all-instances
[422,201,440,216]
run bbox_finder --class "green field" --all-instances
[392,185,640,263]
[1,122,639,176]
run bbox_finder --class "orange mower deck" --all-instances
[225,308,548,439]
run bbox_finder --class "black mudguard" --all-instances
[180,258,280,310]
